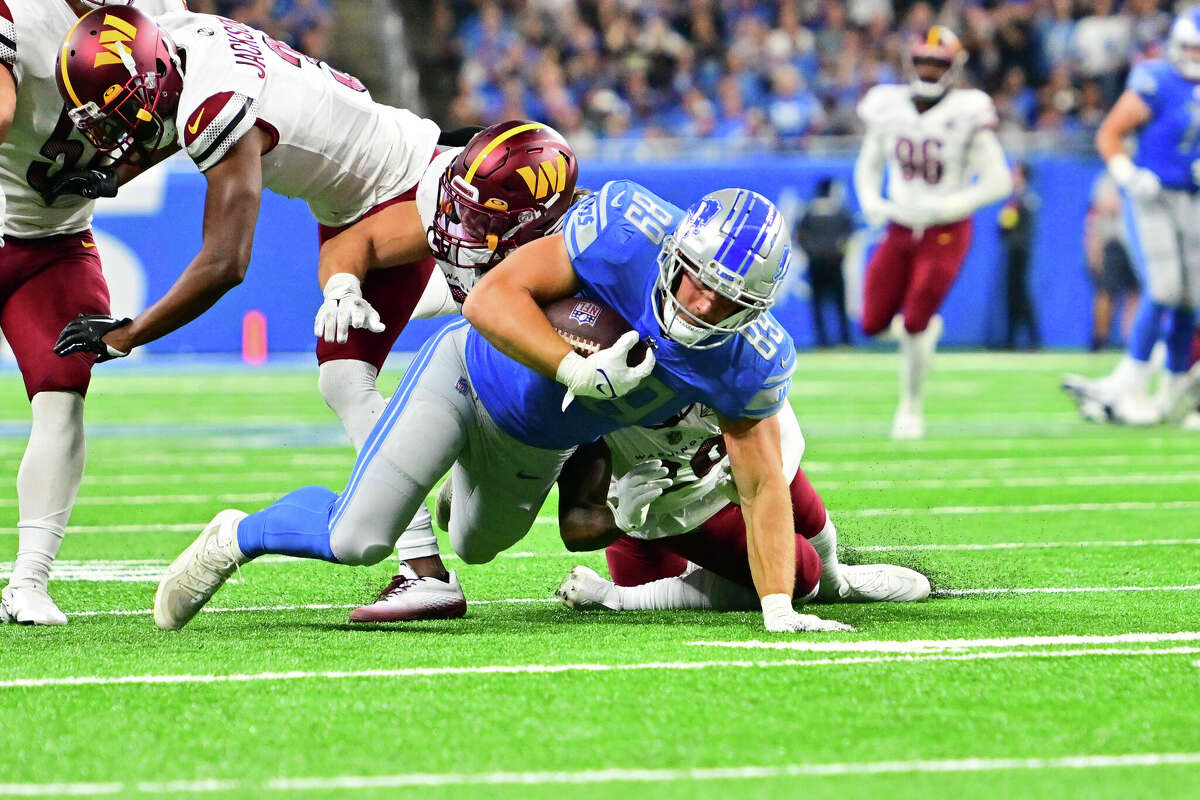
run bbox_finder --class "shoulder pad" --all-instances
[734,315,796,420]
[564,179,663,261]
[0,1,14,70]
[954,89,999,131]
[1127,61,1161,97]
[857,85,903,124]
[181,91,259,172]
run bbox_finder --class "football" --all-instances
[542,296,649,365]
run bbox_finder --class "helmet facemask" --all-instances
[1169,14,1200,82]
[429,169,551,270]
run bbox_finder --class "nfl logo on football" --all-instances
[568,300,602,327]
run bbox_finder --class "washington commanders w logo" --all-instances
[515,155,568,200]
[93,14,138,68]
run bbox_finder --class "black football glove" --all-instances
[437,126,485,147]
[53,314,132,363]
[45,166,119,203]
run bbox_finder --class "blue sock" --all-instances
[1164,307,1197,373]
[236,486,339,562]
[1128,302,1165,362]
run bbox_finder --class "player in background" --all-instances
[548,401,929,615]
[0,0,187,626]
[1062,10,1200,426]
[854,26,1012,439]
[155,184,856,635]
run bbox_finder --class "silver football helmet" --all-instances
[654,188,791,349]
[1169,9,1200,82]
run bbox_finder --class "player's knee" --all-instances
[330,535,394,567]
[454,539,499,565]
[861,312,889,337]
[317,360,378,411]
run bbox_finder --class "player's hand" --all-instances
[1126,168,1162,201]
[761,593,856,633]
[45,166,119,203]
[53,314,132,362]
[314,273,385,344]
[608,459,673,534]
[556,330,656,411]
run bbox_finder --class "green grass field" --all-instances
[2,350,1199,799]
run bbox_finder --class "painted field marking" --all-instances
[846,500,1200,517]
[934,584,1200,596]
[817,472,1200,490]
[2,647,1196,690]
[688,631,1200,654]
[853,539,1200,552]
[804,453,1200,472]
[3,752,1199,796]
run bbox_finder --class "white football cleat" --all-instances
[890,406,925,440]
[1182,410,1200,431]
[434,480,453,531]
[556,565,621,610]
[154,509,248,631]
[349,562,466,622]
[837,564,931,602]
[0,585,68,626]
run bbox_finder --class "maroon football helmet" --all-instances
[57,6,183,155]
[430,120,579,269]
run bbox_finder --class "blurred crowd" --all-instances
[424,0,1176,150]
[187,0,335,59]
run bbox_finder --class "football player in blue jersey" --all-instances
[1063,9,1200,425]
[154,183,855,634]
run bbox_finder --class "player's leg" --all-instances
[155,320,472,630]
[0,234,109,626]
[1154,194,1200,422]
[893,219,972,439]
[859,224,914,337]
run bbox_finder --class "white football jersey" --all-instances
[857,85,1000,212]
[157,11,439,227]
[604,402,805,540]
[0,0,185,239]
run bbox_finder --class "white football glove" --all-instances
[1108,153,1162,201]
[314,273,385,344]
[608,459,673,534]
[761,593,856,633]
[556,330,656,411]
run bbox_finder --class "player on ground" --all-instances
[550,401,929,614]
[854,26,1012,439]
[1062,10,1200,426]
[154,184,856,635]
[0,0,186,627]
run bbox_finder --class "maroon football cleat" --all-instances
[349,563,467,622]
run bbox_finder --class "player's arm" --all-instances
[852,128,891,228]
[461,234,581,377]
[1096,90,1161,200]
[556,440,621,551]
[316,201,430,286]
[57,128,267,358]
[719,413,793,600]
[929,129,1013,223]
[557,439,672,551]
[0,60,14,239]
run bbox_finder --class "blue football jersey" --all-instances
[465,180,796,450]
[1128,60,1200,190]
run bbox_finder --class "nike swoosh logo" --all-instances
[187,110,205,135]
[610,190,625,207]
[81,241,96,249]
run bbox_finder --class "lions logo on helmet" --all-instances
[1169,9,1200,82]
[429,120,578,269]
[653,188,791,350]
[907,26,967,102]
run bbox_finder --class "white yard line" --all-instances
[804,453,1200,472]
[934,585,1200,596]
[846,500,1200,517]
[3,752,1199,796]
[816,472,1200,490]
[854,539,1200,552]
[688,631,1200,654]
[1,647,1196,690]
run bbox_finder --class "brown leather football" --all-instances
[542,296,649,365]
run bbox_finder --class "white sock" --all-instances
[394,504,440,561]
[897,315,941,413]
[318,359,385,452]
[10,392,85,591]
[611,564,758,611]
[808,515,847,600]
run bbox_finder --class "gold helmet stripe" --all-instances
[927,27,941,46]
[59,12,93,108]
[463,122,546,185]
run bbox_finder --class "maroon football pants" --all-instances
[0,230,109,399]
[605,467,827,599]
[861,218,972,336]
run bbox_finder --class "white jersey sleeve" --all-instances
[604,403,805,540]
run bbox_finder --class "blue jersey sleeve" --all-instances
[1127,61,1164,114]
